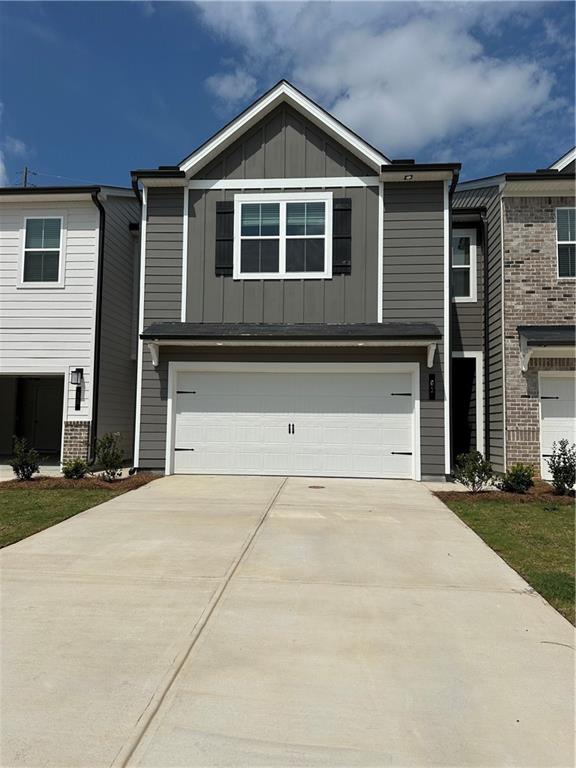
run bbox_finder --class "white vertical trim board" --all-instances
[133,186,147,467]
[181,188,189,321]
[443,179,451,475]
[500,195,507,469]
[452,351,484,456]
[377,180,384,322]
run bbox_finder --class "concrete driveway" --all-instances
[1,476,573,767]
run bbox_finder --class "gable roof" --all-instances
[549,146,576,172]
[178,80,391,177]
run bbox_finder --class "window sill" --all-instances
[452,295,478,304]
[16,282,66,290]
[234,272,333,281]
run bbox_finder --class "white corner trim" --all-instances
[179,82,389,176]
[133,186,147,467]
[500,195,507,469]
[550,146,576,171]
[377,180,384,322]
[443,179,451,476]
[452,227,478,303]
[181,188,189,322]
[452,351,484,456]
[188,176,379,190]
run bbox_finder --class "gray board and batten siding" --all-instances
[453,185,504,471]
[451,224,484,352]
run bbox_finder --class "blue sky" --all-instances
[1,1,574,186]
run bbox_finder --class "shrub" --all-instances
[9,436,40,481]
[497,463,534,494]
[453,450,494,493]
[546,440,576,496]
[62,458,89,480]
[94,432,123,482]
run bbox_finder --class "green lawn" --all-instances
[0,488,120,549]
[439,495,575,624]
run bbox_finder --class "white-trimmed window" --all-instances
[451,228,477,302]
[22,217,63,284]
[556,208,575,279]
[233,192,332,279]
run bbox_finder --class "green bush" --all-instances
[94,432,123,482]
[62,458,89,480]
[453,450,494,493]
[546,440,576,496]
[9,436,40,481]
[497,463,534,494]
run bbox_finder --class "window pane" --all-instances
[286,239,305,272]
[241,204,261,236]
[25,219,44,248]
[25,218,61,249]
[558,244,576,278]
[43,219,61,248]
[306,202,325,235]
[286,239,325,272]
[305,239,325,271]
[452,235,470,266]
[23,251,59,282]
[240,239,279,273]
[453,268,470,297]
[260,204,279,236]
[286,203,306,235]
[557,208,576,242]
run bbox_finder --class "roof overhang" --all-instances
[0,185,135,203]
[549,147,576,171]
[379,163,460,184]
[457,172,575,197]
[518,325,576,371]
[176,81,390,178]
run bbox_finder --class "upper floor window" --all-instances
[557,208,575,278]
[451,228,477,302]
[22,217,62,284]
[233,192,332,279]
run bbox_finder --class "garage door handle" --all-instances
[391,392,411,396]
[175,448,195,451]
[288,423,295,434]
[391,451,412,455]
[540,396,559,400]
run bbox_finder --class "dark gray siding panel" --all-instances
[197,104,374,180]
[451,225,484,351]
[186,186,379,324]
[138,347,442,477]
[454,185,504,470]
[143,188,184,327]
[382,181,446,476]
[97,195,140,457]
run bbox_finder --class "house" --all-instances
[0,185,141,465]
[131,81,460,480]
[454,147,575,478]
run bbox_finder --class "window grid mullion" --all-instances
[279,201,287,274]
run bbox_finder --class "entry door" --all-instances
[173,369,416,479]
[540,374,576,480]
[17,377,64,454]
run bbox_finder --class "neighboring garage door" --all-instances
[171,366,418,479]
[540,374,576,480]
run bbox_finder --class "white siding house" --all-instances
[0,187,140,465]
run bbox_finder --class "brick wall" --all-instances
[62,421,90,462]
[503,196,575,470]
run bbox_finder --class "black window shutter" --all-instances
[215,200,234,276]
[332,198,352,275]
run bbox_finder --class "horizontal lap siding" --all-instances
[139,346,433,471]
[0,200,98,422]
[97,196,140,456]
[382,181,445,477]
[454,186,504,470]
[451,228,484,350]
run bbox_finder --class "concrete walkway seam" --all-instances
[110,477,289,768]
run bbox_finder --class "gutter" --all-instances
[90,190,106,464]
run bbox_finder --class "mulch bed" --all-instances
[436,479,575,505]
[0,472,157,492]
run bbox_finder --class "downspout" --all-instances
[131,174,142,205]
[90,190,106,463]
[481,210,490,459]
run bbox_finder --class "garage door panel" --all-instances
[540,375,576,481]
[173,369,416,479]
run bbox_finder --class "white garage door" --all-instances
[540,374,576,480]
[172,367,417,479]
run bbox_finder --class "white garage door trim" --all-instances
[165,362,421,479]
[539,371,576,480]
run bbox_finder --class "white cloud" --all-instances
[4,136,27,156]
[206,68,257,105]
[194,1,566,158]
[0,151,8,186]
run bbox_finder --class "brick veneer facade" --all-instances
[502,196,576,470]
[62,421,91,462]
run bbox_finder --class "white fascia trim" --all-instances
[133,186,147,466]
[188,176,379,190]
[550,146,576,171]
[452,351,484,456]
[165,361,421,480]
[181,188,189,321]
[443,179,451,476]
[179,82,389,176]
[377,181,384,322]
[452,227,478,304]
